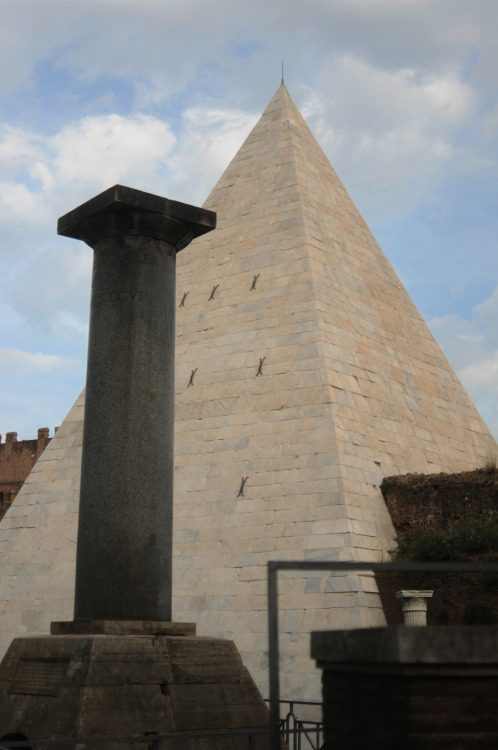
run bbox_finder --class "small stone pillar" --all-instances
[58,185,216,622]
[396,589,433,626]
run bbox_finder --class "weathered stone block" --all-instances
[0,633,270,746]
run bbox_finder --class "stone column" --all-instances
[396,589,433,626]
[58,185,215,622]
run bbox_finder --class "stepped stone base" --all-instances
[0,628,271,748]
[50,619,196,636]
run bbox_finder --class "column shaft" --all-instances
[57,185,216,622]
[75,234,176,620]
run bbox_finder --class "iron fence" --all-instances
[272,700,324,750]
[0,703,325,750]
[0,728,267,749]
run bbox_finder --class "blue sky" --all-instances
[1,0,497,444]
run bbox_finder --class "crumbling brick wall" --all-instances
[382,469,498,538]
[0,429,52,521]
[378,468,498,625]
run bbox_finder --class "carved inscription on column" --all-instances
[9,658,69,696]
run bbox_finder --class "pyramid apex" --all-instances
[263,80,296,110]
[202,77,335,214]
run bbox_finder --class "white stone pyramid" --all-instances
[0,85,496,702]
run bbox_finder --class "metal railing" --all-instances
[267,559,498,750]
[0,729,268,749]
[270,699,324,750]
[0,707,324,750]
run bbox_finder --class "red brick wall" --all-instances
[0,429,52,520]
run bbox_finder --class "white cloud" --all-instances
[0,348,80,373]
[1,0,493,122]
[0,103,257,242]
[0,91,267,347]
[459,352,498,392]
[474,285,498,327]
[0,113,177,237]
[168,106,258,204]
[5,242,92,341]
[51,114,176,196]
[0,181,42,223]
[0,125,49,224]
[54,311,88,340]
[0,124,43,167]
[0,105,259,341]
[30,162,56,193]
[302,55,476,219]
[459,353,498,441]
[429,285,498,439]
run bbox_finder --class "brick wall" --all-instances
[313,627,498,750]
[322,669,498,750]
[0,429,52,521]
[381,468,498,538]
[378,468,498,624]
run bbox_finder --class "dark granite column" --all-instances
[58,185,215,621]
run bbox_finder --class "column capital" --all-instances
[57,184,216,251]
[396,589,433,626]
[396,590,434,601]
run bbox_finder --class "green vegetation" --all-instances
[394,512,498,562]
[379,476,402,495]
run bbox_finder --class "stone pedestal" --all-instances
[0,631,271,748]
[312,626,498,750]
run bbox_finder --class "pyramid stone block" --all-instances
[0,85,496,703]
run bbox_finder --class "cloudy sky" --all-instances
[1,0,497,445]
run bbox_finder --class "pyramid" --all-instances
[0,85,496,703]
